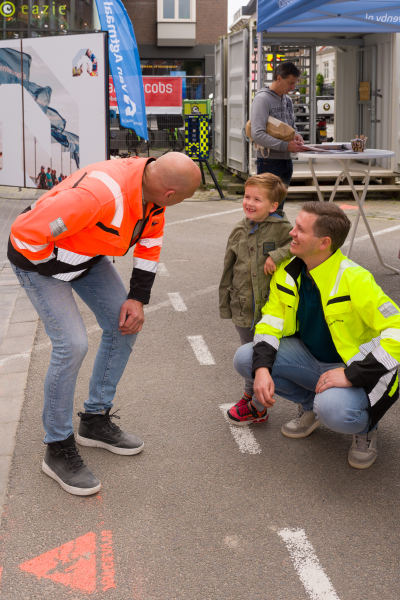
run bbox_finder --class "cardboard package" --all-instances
[245,117,295,143]
[359,82,370,102]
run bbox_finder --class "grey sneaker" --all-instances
[42,434,101,496]
[77,408,144,456]
[281,405,321,438]
[348,429,378,469]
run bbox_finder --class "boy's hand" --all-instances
[264,256,277,276]
[254,368,276,408]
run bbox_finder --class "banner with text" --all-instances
[96,0,147,138]
[109,76,182,114]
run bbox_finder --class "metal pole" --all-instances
[20,40,26,188]
[309,46,316,145]
[371,45,377,150]
[34,137,36,185]
[212,75,215,164]
[257,32,263,91]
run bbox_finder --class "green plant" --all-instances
[316,73,324,96]
[217,170,224,186]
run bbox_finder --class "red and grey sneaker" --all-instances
[235,393,252,409]
[227,401,269,426]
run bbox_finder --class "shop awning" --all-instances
[257,0,400,33]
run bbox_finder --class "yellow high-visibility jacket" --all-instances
[253,250,400,430]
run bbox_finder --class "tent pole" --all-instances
[257,32,263,91]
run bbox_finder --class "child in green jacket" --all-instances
[219,173,292,425]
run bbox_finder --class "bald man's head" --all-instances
[142,152,201,207]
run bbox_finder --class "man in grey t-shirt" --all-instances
[251,61,306,209]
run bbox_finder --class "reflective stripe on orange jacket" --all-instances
[8,157,165,304]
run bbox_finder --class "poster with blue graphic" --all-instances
[95,0,148,139]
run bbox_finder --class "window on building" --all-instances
[163,0,175,18]
[323,61,329,79]
[159,0,195,21]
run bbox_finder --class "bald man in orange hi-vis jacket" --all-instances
[9,153,201,496]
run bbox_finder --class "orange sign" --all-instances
[19,530,115,593]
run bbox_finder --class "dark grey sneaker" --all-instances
[42,434,101,496]
[76,408,144,456]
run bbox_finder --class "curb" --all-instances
[0,262,38,523]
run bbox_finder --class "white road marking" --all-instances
[8,285,219,360]
[219,403,262,454]
[278,528,341,600]
[187,335,215,365]
[343,223,400,247]
[168,292,187,312]
[165,208,242,227]
[157,262,170,276]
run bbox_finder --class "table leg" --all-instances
[341,160,399,274]
[328,171,345,203]
[345,159,372,256]
[308,159,324,202]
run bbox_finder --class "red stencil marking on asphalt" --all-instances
[0,565,3,589]
[19,532,96,593]
[101,531,116,591]
[340,204,358,210]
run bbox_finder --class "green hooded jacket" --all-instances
[219,211,292,329]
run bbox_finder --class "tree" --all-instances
[316,73,324,96]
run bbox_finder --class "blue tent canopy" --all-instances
[257,0,400,33]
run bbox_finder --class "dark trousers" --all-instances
[256,158,293,210]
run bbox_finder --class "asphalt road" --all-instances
[1,199,400,599]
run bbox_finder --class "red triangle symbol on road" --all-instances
[19,532,96,593]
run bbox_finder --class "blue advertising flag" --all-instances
[95,0,147,139]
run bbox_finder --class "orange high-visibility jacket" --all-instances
[8,157,165,304]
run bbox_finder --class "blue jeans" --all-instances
[256,158,293,211]
[233,336,372,435]
[11,257,137,443]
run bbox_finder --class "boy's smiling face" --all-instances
[242,185,279,222]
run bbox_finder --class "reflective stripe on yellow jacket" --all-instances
[253,250,400,429]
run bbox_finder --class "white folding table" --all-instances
[300,149,398,274]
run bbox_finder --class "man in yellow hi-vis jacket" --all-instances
[232,201,400,469]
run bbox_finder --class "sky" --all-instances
[228,0,250,27]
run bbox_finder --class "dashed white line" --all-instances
[278,528,341,600]
[187,335,215,365]
[168,292,187,312]
[157,262,170,276]
[219,404,262,455]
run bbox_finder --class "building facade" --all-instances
[126,0,227,82]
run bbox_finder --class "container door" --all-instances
[227,28,248,173]
[214,38,225,165]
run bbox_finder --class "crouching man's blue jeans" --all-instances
[11,257,137,443]
[233,336,373,434]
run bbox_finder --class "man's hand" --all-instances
[315,368,352,394]
[295,133,304,143]
[287,140,307,152]
[254,367,276,408]
[264,256,277,276]
[119,299,145,335]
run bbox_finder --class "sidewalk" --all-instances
[0,186,45,520]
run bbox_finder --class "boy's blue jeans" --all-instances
[11,257,137,443]
[233,336,372,434]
